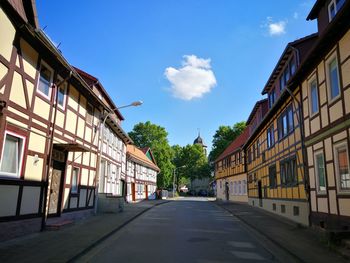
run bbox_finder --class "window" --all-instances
[315,152,326,192]
[268,89,276,108]
[293,206,300,216]
[280,156,297,187]
[252,144,256,161]
[328,57,340,100]
[267,124,275,149]
[281,205,286,213]
[0,132,25,178]
[290,58,296,75]
[269,165,277,188]
[247,148,252,164]
[277,106,294,140]
[310,79,319,115]
[334,142,350,191]
[57,84,66,108]
[86,103,94,125]
[256,140,260,158]
[242,180,247,194]
[71,168,79,194]
[280,74,285,91]
[328,0,346,21]
[38,62,53,98]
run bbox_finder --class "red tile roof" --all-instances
[127,145,160,172]
[215,128,250,162]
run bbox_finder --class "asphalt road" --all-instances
[77,198,283,262]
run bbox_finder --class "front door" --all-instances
[258,180,263,207]
[131,183,136,201]
[48,162,64,215]
[145,184,148,200]
[48,169,61,215]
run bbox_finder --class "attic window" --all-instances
[328,0,345,21]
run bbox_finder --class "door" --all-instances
[258,180,263,207]
[145,184,148,200]
[48,167,62,215]
[225,182,229,201]
[131,183,136,201]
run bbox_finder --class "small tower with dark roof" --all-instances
[193,131,207,156]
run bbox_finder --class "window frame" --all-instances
[37,60,53,100]
[309,77,319,116]
[86,103,94,125]
[269,164,277,189]
[334,141,350,193]
[71,167,80,194]
[326,54,341,102]
[0,131,26,179]
[328,0,346,21]
[314,150,327,194]
[56,76,67,110]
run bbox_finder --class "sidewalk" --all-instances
[0,200,169,263]
[216,200,348,263]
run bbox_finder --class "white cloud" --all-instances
[164,55,217,100]
[262,17,287,36]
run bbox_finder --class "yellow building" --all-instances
[245,34,318,226]
[215,128,250,202]
[299,0,350,231]
[0,0,128,240]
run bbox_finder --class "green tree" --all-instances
[209,121,246,163]
[128,121,174,188]
[172,144,210,190]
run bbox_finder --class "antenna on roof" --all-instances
[42,25,47,31]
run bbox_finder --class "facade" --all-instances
[126,145,159,202]
[215,128,250,202]
[0,0,107,240]
[300,0,350,231]
[0,0,132,240]
[75,68,132,211]
[245,35,318,226]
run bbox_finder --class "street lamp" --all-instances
[173,165,186,198]
[94,100,143,214]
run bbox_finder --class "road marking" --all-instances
[231,251,265,260]
[228,241,255,248]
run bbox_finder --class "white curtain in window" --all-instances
[1,135,18,174]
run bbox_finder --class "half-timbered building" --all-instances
[245,34,318,226]
[215,128,250,202]
[0,0,114,240]
[299,0,350,231]
[126,145,159,202]
[74,68,132,212]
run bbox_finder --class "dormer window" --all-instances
[279,57,296,91]
[328,0,345,21]
[268,89,276,108]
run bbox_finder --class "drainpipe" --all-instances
[41,71,72,231]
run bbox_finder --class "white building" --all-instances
[126,146,159,202]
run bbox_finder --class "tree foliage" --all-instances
[128,121,174,188]
[172,144,210,189]
[209,121,246,163]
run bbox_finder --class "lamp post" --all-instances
[173,165,186,198]
[94,100,143,214]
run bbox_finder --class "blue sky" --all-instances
[36,1,317,151]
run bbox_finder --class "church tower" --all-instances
[193,131,207,156]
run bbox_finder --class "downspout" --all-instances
[41,71,72,231]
